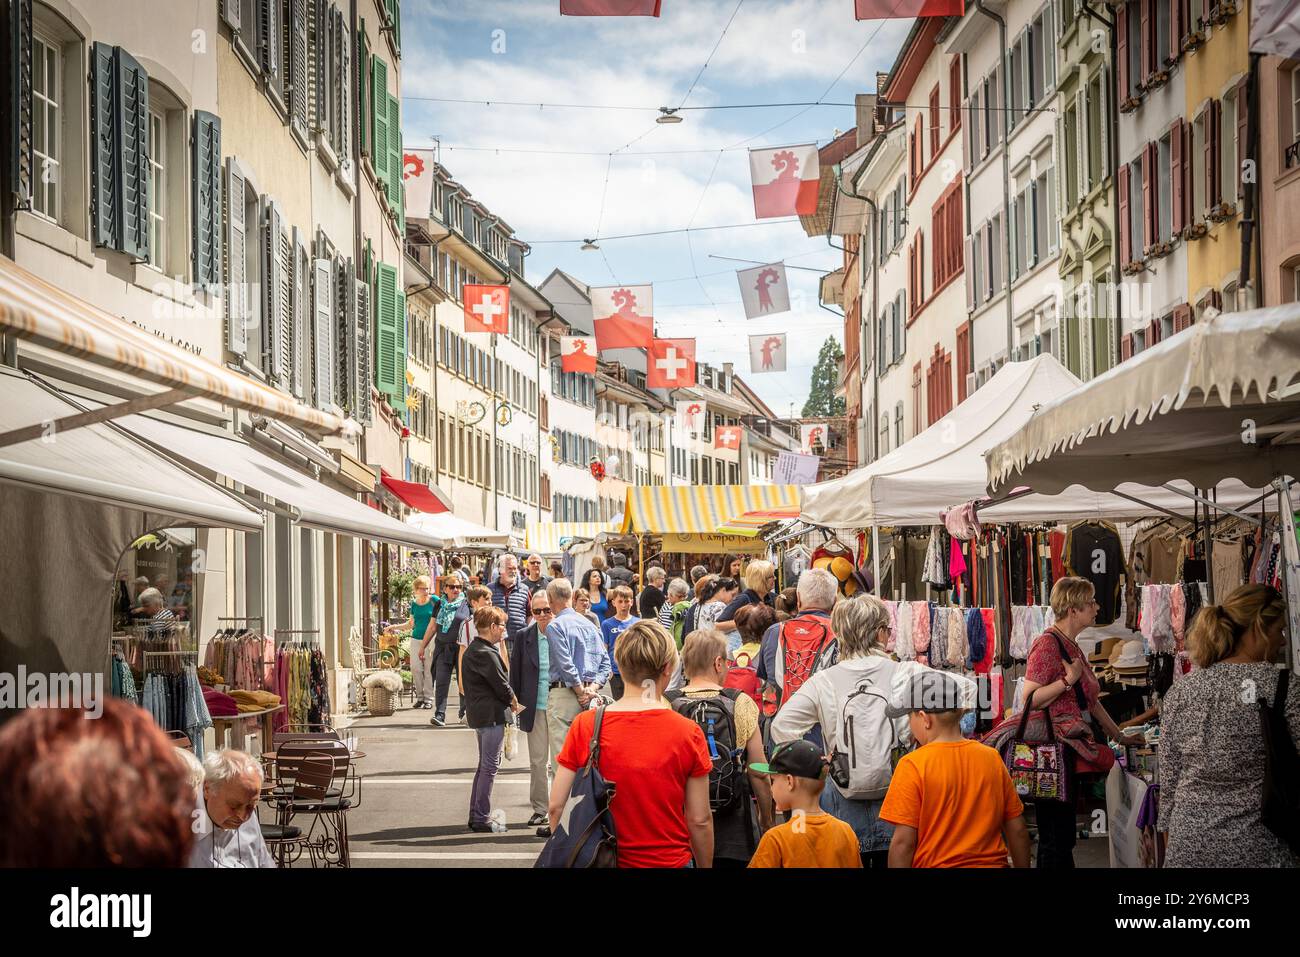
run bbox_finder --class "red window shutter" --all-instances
[930,86,940,161]
[1209,288,1223,311]
[1118,164,1131,264]
[950,58,962,132]
[1148,318,1162,344]
[1121,334,1134,361]
[1140,0,1151,81]
[1171,120,1184,234]
[1207,98,1222,206]
[919,233,925,303]
[1170,0,1182,62]
[1141,144,1153,252]
[943,351,953,415]
[1117,5,1129,98]
[1235,79,1248,198]
[956,325,970,402]
[1172,303,1192,331]
[909,127,917,181]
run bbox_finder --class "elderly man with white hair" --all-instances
[754,567,839,701]
[188,749,276,868]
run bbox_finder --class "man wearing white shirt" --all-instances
[188,749,276,869]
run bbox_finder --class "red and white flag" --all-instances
[560,336,597,374]
[749,334,787,373]
[737,263,791,318]
[801,422,828,454]
[715,426,742,450]
[403,149,435,220]
[463,284,510,334]
[854,0,964,19]
[676,400,706,433]
[647,338,696,389]
[749,144,819,219]
[591,285,654,351]
[560,0,661,14]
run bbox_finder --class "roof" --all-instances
[799,128,861,237]
[880,17,946,104]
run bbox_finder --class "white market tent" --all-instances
[800,354,1262,530]
[407,512,512,550]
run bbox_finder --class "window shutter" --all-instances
[1235,80,1248,203]
[313,257,335,409]
[1139,0,1151,81]
[372,56,388,184]
[395,288,407,403]
[1141,144,1153,252]
[291,227,309,400]
[1116,5,1128,99]
[10,0,33,210]
[1118,163,1131,264]
[357,21,370,157]
[355,277,373,425]
[310,0,326,134]
[1172,303,1192,332]
[1170,118,1184,235]
[1074,90,1086,200]
[374,261,399,397]
[117,48,150,261]
[392,0,401,54]
[1206,98,1221,208]
[334,255,355,409]
[191,111,222,287]
[337,7,351,170]
[965,236,976,312]
[258,0,281,83]
[1120,333,1134,361]
[220,0,241,30]
[261,199,283,382]
[289,0,309,137]
[224,159,248,357]
[1170,0,1182,61]
[387,93,401,209]
[90,43,119,248]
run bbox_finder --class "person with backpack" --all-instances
[769,593,911,868]
[723,603,776,711]
[755,568,839,731]
[668,630,776,866]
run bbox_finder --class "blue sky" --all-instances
[401,0,914,414]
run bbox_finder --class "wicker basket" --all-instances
[368,685,395,717]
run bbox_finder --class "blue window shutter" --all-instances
[11,0,33,209]
[89,42,119,248]
[191,111,222,287]
[116,48,150,261]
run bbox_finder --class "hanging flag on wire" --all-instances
[463,284,510,334]
[676,400,706,433]
[560,336,597,374]
[403,149,436,220]
[647,338,696,388]
[801,422,828,455]
[560,0,662,14]
[737,262,791,318]
[715,426,742,450]
[748,334,788,373]
[591,285,654,351]
[749,144,819,219]
[854,0,964,18]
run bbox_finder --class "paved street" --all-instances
[343,693,545,868]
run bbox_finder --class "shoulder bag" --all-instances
[534,707,618,868]
[1049,629,1115,775]
[1260,669,1300,855]
[1002,698,1069,803]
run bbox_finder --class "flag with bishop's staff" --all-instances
[676,399,706,433]
[560,336,597,374]
[591,285,654,351]
[749,334,788,373]
[749,144,819,219]
[463,284,510,334]
[646,338,696,389]
[854,0,964,18]
[737,262,791,318]
[560,0,662,14]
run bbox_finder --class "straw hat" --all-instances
[1088,637,1122,664]
[1110,639,1148,672]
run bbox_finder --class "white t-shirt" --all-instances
[457,619,478,647]
[188,791,276,869]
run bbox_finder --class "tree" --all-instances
[802,337,846,417]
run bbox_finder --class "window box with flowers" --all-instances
[1208,2,1237,26]
[1182,221,1209,241]
[1181,29,1207,53]
[1120,94,1143,114]
[1145,239,1176,259]
[1146,69,1170,91]
[1123,259,1148,276]
[1207,202,1237,223]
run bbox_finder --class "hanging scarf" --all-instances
[435,595,465,632]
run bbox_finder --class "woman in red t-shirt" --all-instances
[551,620,714,868]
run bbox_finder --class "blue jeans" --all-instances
[470,724,505,825]
[819,783,894,853]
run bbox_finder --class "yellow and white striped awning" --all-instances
[525,519,624,555]
[0,256,346,435]
[621,485,800,535]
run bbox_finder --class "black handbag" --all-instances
[1260,669,1300,855]
[535,707,618,868]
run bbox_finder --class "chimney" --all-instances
[722,362,734,379]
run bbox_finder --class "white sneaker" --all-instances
[488,808,508,828]
[489,821,508,834]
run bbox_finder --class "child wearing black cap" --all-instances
[747,740,861,868]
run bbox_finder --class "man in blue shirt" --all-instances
[544,578,610,766]
[510,590,556,835]
[599,584,640,699]
[489,554,531,653]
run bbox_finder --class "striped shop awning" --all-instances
[0,256,347,435]
[716,506,802,537]
[525,519,624,555]
[621,485,800,535]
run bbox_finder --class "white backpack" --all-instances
[826,666,902,801]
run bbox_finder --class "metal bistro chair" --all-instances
[266,740,359,868]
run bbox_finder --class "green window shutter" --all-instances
[374,261,399,397]
[386,92,401,209]
[392,0,401,55]
[395,289,407,405]
[371,56,388,184]
[191,111,222,287]
[89,42,119,248]
[11,0,33,210]
[357,23,369,157]
[118,47,150,260]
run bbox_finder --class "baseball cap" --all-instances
[749,739,827,780]
[885,669,978,718]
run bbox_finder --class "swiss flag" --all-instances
[560,0,662,14]
[647,338,696,389]
[463,284,510,334]
[560,336,597,374]
[749,144,819,218]
[854,0,964,19]
[591,285,654,351]
[715,426,742,450]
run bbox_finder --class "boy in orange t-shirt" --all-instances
[747,740,861,868]
[880,670,1031,868]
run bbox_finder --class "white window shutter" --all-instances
[277,216,293,390]
[290,227,309,400]
[221,0,241,31]
[336,6,351,173]
[288,0,309,137]
[966,235,976,312]
[335,255,356,411]
[261,199,284,382]
[313,258,335,409]
[356,278,373,426]
[224,158,248,357]
[1076,87,1088,196]
[1098,67,1110,192]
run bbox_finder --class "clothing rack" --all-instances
[274,629,320,647]
[143,649,197,675]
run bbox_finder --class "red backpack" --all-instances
[723,650,762,707]
[767,616,835,716]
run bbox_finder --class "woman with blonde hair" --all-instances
[550,620,714,867]
[384,574,463,712]
[714,560,777,638]
[1159,584,1298,866]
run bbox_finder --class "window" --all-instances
[1288,66,1300,169]
[950,58,962,134]
[30,32,61,222]
[929,85,941,161]
[1086,72,1105,191]
[894,400,904,448]
[879,415,890,455]
[956,324,971,403]
[1062,101,1079,211]
[1157,134,1172,244]
[931,179,963,291]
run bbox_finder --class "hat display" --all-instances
[1088,637,1122,664]
[1110,639,1149,672]
[885,669,979,718]
[749,739,827,780]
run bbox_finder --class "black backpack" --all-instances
[1260,669,1300,855]
[665,688,746,811]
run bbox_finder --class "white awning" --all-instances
[407,512,510,550]
[0,368,262,530]
[118,413,444,550]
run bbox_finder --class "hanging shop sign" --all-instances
[660,533,768,556]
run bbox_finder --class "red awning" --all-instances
[380,471,451,513]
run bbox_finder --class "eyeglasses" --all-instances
[533,607,552,615]
[444,585,462,592]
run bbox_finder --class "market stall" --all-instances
[407,512,512,551]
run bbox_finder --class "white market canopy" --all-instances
[986,304,1300,496]
[800,354,1264,529]
[407,512,511,550]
